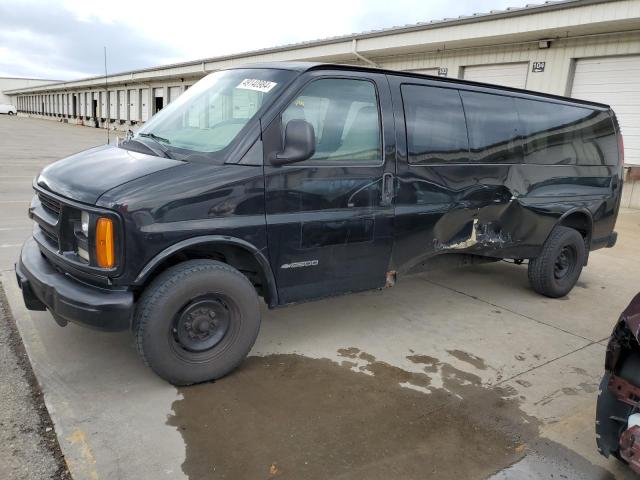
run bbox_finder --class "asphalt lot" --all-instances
[1,115,639,479]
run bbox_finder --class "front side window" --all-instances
[136,68,294,157]
[280,78,382,163]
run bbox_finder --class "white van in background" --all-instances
[0,104,17,115]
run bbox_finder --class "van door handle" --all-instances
[381,173,394,207]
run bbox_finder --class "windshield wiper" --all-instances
[139,132,171,144]
[136,132,174,159]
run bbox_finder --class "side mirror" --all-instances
[271,119,315,166]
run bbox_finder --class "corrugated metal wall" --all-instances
[377,31,640,96]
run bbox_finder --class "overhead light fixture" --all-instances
[538,40,551,49]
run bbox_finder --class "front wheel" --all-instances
[528,226,586,298]
[134,259,261,386]
[7,111,15,116]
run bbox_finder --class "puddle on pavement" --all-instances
[168,350,614,480]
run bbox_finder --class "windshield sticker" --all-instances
[236,79,277,93]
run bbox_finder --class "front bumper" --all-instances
[15,237,133,331]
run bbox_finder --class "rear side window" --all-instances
[280,78,382,163]
[401,84,469,164]
[460,91,522,163]
[583,110,618,166]
[516,99,615,166]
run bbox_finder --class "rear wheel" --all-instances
[134,259,261,386]
[528,226,585,298]
[7,111,14,116]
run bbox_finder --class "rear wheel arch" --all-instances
[134,236,278,307]
[555,209,593,248]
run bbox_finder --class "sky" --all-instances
[0,0,523,81]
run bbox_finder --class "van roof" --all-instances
[238,61,611,111]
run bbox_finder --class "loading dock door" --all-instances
[462,62,529,89]
[100,92,107,119]
[140,88,149,121]
[168,86,181,103]
[118,90,125,121]
[109,91,116,120]
[153,88,164,113]
[129,89,139,122]
[571,55,640,165]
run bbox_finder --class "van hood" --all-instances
[37,145,184,204]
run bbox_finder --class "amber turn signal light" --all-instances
[95,217,115,268]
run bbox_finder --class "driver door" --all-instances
[263,71,396,305]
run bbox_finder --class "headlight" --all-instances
[77,245,90,262]
[81,211,89,237]
[74,211,116,268]
[76,211,90,262]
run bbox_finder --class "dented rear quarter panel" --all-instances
[387,74,621,274]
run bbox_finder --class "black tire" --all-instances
[7,111,14,116]
[134,259,261,386]
[596,355,640,462]
[528,226,585,298]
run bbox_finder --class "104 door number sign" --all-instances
[532,62,546,73]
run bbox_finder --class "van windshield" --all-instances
[135,68,294,156]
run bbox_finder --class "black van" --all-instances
[16,62,623,385]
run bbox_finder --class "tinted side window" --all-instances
[401,84,469,164]
[281,78,382,163]
[460,91,522,163]
[516,99,617,166]
[582,110,618,166]
[516,99,581,165]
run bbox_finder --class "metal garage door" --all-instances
[118,90,125,120]
[571,55,640,164]
[463,62,529,89]
[93,92,99,117]
[140,88,149,121]
[109,91,116,120]
[168,86,181,103]
[99,92,106,119]
[129,89,139,122]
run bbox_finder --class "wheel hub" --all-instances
[554,246,575,279]
[175,298,230,352]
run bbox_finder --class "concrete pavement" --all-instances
[1,115,638,479]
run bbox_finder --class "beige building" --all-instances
[4,0,640,204]
[0,77,59,105]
